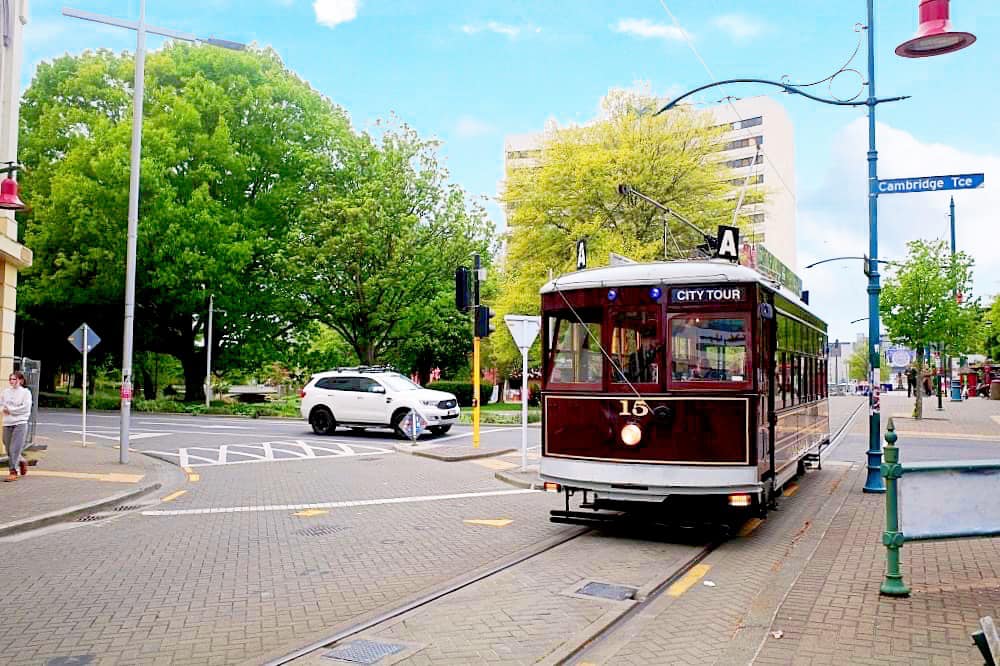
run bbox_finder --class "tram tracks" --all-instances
[265,526,591,665]
[266,520,723,665]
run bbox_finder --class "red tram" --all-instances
[539,259,829,523]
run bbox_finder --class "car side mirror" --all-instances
[371,386,386,394]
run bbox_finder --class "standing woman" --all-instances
[2,371,32,481]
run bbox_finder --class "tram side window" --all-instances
[610,310,659,384]
[670,316,748,382]
[547,313,602,385]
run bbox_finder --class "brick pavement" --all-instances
[0,430,181,526]
[0,444,573,665]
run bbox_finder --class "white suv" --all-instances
[300,367,460,438]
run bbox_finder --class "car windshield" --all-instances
[380,374,421,391]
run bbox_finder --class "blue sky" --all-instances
[22,1,1000,343]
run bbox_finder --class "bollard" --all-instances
[880,418,910,597]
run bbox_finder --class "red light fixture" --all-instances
[0,162,25,211]
[896,0,976,58]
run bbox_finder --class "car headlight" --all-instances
[420,400,439,407]
[620,423,642,446]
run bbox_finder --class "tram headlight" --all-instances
[620,423,642,446]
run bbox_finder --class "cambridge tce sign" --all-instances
[874,173,984,195]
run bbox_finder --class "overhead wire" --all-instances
[656,0,800,212]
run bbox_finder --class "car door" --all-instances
[354,377,390,424]
[327,376,362,422]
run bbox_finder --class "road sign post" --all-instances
[68,324,101,447]
[504,315,541,471]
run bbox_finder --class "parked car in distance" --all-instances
[299,366,460,438]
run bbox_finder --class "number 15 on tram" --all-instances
[538,260,830,524]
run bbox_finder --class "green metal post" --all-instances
[880,418,910,596]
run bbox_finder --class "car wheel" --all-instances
[310,407,337,435]
[429,425,451,436]
[391,410,412,440]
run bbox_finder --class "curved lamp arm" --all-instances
[804,256,897,269]
[655,78,909,115]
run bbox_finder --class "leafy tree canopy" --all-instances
[880,239,979,417]
[18,45,353,398]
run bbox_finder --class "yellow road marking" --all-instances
[182,466,200,482]
[738,517,763,537]
[293,509,329,517]
[783,483,799,497]
[667,563,711,597]
[470,458,518,471]
[463,518,513,528]
[162,490,187,502]
[28,470,144,484]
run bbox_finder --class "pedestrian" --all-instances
[905,367,916,397]
[2,371,32,482]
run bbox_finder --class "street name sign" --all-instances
[875,173,984,195]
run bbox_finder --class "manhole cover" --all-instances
[323,639,405,664]
[295,524,347,537]
[576,581,637,601]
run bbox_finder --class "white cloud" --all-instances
[799,118,998,343]
[313,0,358,28]
[455,116,494,138]
[612,18,689,42]
[460,21,539,40]
[711,14,770,42]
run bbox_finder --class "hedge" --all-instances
[427,381,494,407]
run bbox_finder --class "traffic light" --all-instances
[475,305,496,338]
[455,266,471,311]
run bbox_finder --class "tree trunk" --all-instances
[913,344,924,419]
[141,367,156,400]
[182,352,205,403]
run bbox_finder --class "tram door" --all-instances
[759,292,777,491]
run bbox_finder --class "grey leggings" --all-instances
[3,423,26,471]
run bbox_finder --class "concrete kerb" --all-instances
[393,443,517,461]
[494,465,544,490]
[0,449,187,537]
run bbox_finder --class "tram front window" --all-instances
[610,309,659,384]
[670,316,748,383]
[547,312,602,385]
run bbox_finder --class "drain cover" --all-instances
[113,505,141,512]
[323,639,405,664]
[75,514,104,523]
[575,581,637,601]
[295,524,347,537]
[47,656,96,665]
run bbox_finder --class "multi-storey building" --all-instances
[501,95,798,270]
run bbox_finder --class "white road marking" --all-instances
[142,488,537,516]
[64,430,171,441]
[146,439,393,467]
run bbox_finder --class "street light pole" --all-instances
[63,3,245,463]
[863,0,885,492]
[205,293,214,408]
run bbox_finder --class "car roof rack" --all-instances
[331,365,398,374]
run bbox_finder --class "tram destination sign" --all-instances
[669,286,745,304]
[875,173,984,195]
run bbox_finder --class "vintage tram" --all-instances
[539,259,829,523]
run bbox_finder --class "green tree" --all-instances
[847,338,869,382]
[494,88,754,372]
[880,239,979,418]
[18,45,352,400]
[283,121,494,369]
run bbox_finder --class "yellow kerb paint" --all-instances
[162,490,187,502]
[782,483,799,497]
[463,519,513,528]
[738,517,763,537]
[29,470,144,484]
[666,563,711,597]
[293,509,329,517]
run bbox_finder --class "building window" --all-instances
[737,116,763,129]
[721,135,764,151]
[742,213,765,225]
[726,174,763,187]
[506,149,542,160]
[723,154,764,169]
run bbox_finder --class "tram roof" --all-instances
[540,259,821,319]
